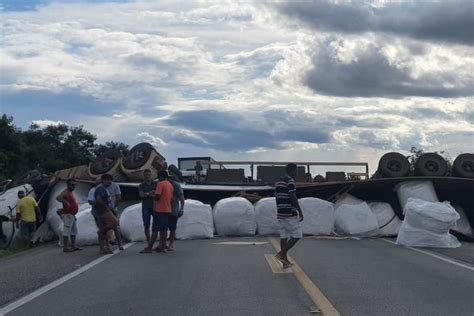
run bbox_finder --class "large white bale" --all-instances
[176,200,214,240]
[299,198,335,235]
[254,198,279,236]
[403,199,460,234]
[213,197,257,236]
[334,193,363,209]
[452,205,473,238]
[368,202,402,236]
[396,198,461,248]
[120,203,145,242]
[396,222,461,248]
[76,208,99,246]
[335,202,379,237]
[395,181,438,211]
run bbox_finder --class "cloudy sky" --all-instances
[1,0,473,174]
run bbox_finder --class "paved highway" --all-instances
[1,238,473,316]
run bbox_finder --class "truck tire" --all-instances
[414,153,448,177]
[89,149,122,175]
[452,153,474,178]
[377,152,410,178]
[122,143,154,170]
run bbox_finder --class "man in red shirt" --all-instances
[56,179,82,252]
[141,170,174,253]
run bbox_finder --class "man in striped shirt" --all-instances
[275,163,304,268]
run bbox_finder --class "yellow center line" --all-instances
[268,237,340,316]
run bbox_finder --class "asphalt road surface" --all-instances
[1,238,473,316]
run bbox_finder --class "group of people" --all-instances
[13,162,301,267]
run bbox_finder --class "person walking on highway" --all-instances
[274,163,304,269]
[56,179,82,252]
[138,169,157,245]
[168,175,184,251]
[16,190,42,247]
[105,177,122,245]
[141,170,173,253]
[93,174,123,254]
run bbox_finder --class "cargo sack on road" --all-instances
[213,197,257,236]
[368,202,402,236]
[452,205,474,239]
[76,208,99,246]
[120,203,144,242]
[396,198,461,248]
[176,200,214,240]
[334,193,364,210]
[335,202,379,237]
[299,198,335,236]
[254,198,279,236]
[395,180,438,212]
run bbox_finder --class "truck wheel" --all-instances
[414,153,448,177]
[377,152,410,178]
[122,142,154,170]
[89,149,122,175]
[452,153,474,178]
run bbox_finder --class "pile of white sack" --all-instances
[334,194,379,237]
[396,181,461,248]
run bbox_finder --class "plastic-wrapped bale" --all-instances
[395,181,438,212]
[396,198,460,248]
[213,197,257,237]
[120,203,145,242]
[299,198,335,235]
[176,200,214,240]
[254,198,279,236]
[334,193,363,210]
[46,181,91,240]
[368,202,402,236]
[335,202,379,237]
[75,208,99,246]
[452,205,474,239]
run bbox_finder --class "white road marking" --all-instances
[381,239,474,272]
[0,242,136,315]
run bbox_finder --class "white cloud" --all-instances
[31,119,68,128]
[0,0,472,169]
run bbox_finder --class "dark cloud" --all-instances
[0,88,119,128]
[274,0,474,45]
[304,40,472,98]
[163,110,331,151]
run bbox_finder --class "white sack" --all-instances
[452,205,474,238]
[403,199,459,234]
[396,181,438,212]
[299,198,335,235]
[213,197,256,236]
[396,198,461,248]
[120,203,145,242]
[396,222,461,248]
[254,198,279,236]
[335,202,379,237]
[76,208,99,246]
[334,193,363,209]
[176,200,214,240]
[368,202,402,236]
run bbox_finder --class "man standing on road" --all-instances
[274,163,304,269]
[94,174,123,254]
[141,170,173,253]
[56,179,82,252]
[105,177,122,244]
[138,169,157,245]
[168,175,184,251]
[87,177,102,207]
[16,190,42,247]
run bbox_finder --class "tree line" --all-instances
[0,114,129,182]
